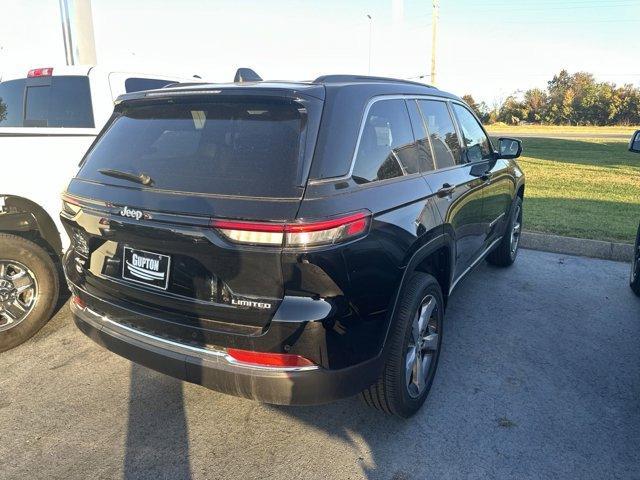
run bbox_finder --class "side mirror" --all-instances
[629,130,640,153]
[497,137,523,159]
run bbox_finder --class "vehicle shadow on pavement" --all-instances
[124,363,192,480]
[268,400,417,480]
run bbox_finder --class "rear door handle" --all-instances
[437,183,456,198]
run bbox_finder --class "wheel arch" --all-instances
[380,233,454,354]
[0,196,62,258]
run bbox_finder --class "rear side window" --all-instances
[24,76,94,128]
[78,98,311,198]
[406,99,436,172]
[417,100,462,169]
[0,79,26,127]
[352,99,420,184]
[452,104,492,162]
[125,78,176,93]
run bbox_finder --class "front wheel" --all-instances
[0,234,59,352]
[487,196,523,267]
[361,273,444,417]
[630,225,640,296]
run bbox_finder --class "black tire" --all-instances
[0,234,59,352]
[361,272,444,418]
[487,196,523,267]
[630,225,640,296]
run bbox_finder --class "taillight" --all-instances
[27,67,53,77]
[226,348,317,369]
[71,295,86,310]
[210,211,371,247]
[61,194,81,216]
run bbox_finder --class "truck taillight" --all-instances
[210,211,371,247]
[27,67,53,77]
[61,194,81,216]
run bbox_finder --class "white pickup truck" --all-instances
[0,65,196,350]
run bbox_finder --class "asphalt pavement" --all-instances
[1,249,639,480]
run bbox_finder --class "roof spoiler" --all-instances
[234,68,262,83]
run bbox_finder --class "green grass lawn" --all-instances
[499,136,640,243]
[487,124,639,136]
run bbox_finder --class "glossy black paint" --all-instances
[62,78,525,403]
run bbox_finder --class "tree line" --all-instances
[463,70,640,126]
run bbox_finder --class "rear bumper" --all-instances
[71,300,382,405]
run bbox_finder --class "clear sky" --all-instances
[1,0,638,104]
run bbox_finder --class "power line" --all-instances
[455,3,639,12]
[439,18,640,25]
[463,0,640,7]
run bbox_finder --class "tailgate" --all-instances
[62,186,299,331]
[62,91,323,335]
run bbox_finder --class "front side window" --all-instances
[417,100,462,169]
[452,104,492,162]
[0,79,26,127]
[352,99,419,184]
[24,76,94,128]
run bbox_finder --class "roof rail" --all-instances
[313,74,435,88]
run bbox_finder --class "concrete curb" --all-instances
[521,231,634,262]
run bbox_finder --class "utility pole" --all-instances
[431,0,439,86]
[58,0,97,65]
[366,14,373,75]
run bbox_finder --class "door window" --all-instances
[452,104,493,162]
[417,100,462,169]
[352,99,420,184]
[406,99,436,172]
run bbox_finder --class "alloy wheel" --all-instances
[0,260,38,332]
[510,204,522,256]
[405,295,440,398]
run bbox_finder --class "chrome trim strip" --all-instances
[145,90,222,97]
[70,301,319,372]
[449,237,502,293]
[489,212,506,228]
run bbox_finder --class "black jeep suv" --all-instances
[61,75,525,417]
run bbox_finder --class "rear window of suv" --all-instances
[77,98,311,198]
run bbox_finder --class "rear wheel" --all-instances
[0,234,59,352]
[487,196,523,267]
[361,272,444,418]
[630,225,640,296]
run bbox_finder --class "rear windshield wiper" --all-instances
[98,168,154,186]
